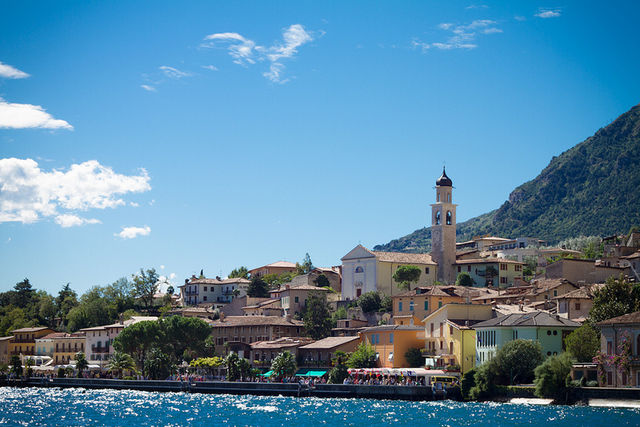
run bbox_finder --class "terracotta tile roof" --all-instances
[183,277,251,286]
[530,278,578,292]
[554,284,605,300]
[209,315,303,327]
[597,311,640,326]
[0,336,13,341]
[278,284,330,292]
[362,324,423,332]
[10,327,53,333]
[251,337,314,350]
[455,258,524,265]
[394,285,473,298]
[372,251,436,265]
[243,299,281,309]
[299,336,360,350]
[474,311,581,328]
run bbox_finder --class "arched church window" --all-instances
[355,266,364,273]
[435,211,441,225]
[446,211,452,225]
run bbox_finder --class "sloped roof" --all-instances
[372,251,436,265]
[184,277,251,286]
[597,311,640,326]
[209,315,303,327]
[554,283,605,300]
[455,258,524,265]
[251,337,314,350]
[530,278,578,292]
[299,336,360,350]
[11,327,53,333]
[361,324,423,332]
[474,311,581,328]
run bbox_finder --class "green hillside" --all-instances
[374,103,640,253]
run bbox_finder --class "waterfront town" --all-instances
[2,169,640,401]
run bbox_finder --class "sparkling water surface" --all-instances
[2,387,640,426]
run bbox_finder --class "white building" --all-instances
[179,276,251,306]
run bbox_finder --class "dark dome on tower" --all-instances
[436,168,452,187]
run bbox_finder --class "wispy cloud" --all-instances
[159,65,192,79]
[202,24,314,83]
[515,15,527,22]
[201,65,218,71]
[55,214,101,228]
[116,225,151,239]
[140,84,157,92]
[0,61,30,79]
[413,19,502,51]
[0,98,73,130]
[0,158,150,226]
[535,9,561,18]
[465,4,488,9]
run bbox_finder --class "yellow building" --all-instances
[8,327,55,357]
[423,303,493,373]
[359,325,425,368]
[454,258,524,288]
[52,333,86,365]
[392,286,469,326]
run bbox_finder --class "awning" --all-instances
[305,370,327,377]
[294,369,309,376]
[260,370,273,377]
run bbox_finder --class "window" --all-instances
[438,301,443,308]
[424,300,429,311]
[447,193,451,202]
[575,303,581,310]
[607,341,612,354]
[458,266,461,273]
[430,323,434,334]
[398,301,403,312]
[356,288,362,297]
[295,296,299,303]
[390,333,394,344]
[449,325,453,335]
[450,342,454,354]
[553,290,558,297]
[435,211,441,225]
[437,192,440,202]
[514,265,522,272]
[500,263,507,271]
[439,323,443,336]
[203,296,207,301]
[425,267,429,274]
[467,265,471,272]
[355,266,364,273]
[446,211,452,225]
[500,277,507,284]
[409,301,414,311]
[204,286,207,292]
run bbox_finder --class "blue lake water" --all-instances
[2,387,640,426]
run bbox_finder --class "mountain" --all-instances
[374,103,640,253]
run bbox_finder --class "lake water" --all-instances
[2,387,640,426]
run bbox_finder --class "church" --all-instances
[340,168,459,300]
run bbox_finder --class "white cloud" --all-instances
[515,16,527,22]
[203,24,314,83]
[414,19,501,51]
[535,9,561,18]
[201,65,218,71]
[0,98,72,130]
[55,214,101,228]
[0,61,30,79]
[0,158,151,225]
[169,273,176,280]
[160,264,165,270]
[466,4,488,9]
[159,66,192,79]
[116,225,151,239]
[141,84,157,92]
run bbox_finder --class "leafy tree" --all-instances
[271,351,297,380]
[144,347,173,380]
[404,347,424,368]
[456,272,474,286]
[190,356,223,375]
[393,266,421,291]
[565,324,600,362]
[303,293,333,340]
[13,279,35,308]
[331,306,348,324]
[262,272,298,288]
[380,295,393,312]
[313,274,330,287]
[166,285,175,295]
[224,352,241,381]
[132,268,159,309]
[113,320,163,367]
[347,342,376,369]
[494,339,543,384]
[357,291,381,313]
[247,277,270,298]
[461,368,476,400]
[238,357,253,380]
[229,266,249,279]
[25,357,34,377]
[106,352,137,378]
[57,367,65,378]
[485,266,498,286]
[534,352,573,402]
[328,363,349,384]
[590,275,640,323]
[10,355,22,377]
[296,253,314,275]
[469,360,499,400]
[75,352,88,377]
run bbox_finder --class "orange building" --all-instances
[359,325,425,368]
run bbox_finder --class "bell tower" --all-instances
[430,167,457,284]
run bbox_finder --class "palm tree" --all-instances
[107,352,137,378]
[75,352,89,378]
[271,351,297,381]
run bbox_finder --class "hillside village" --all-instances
[2,168,640,394]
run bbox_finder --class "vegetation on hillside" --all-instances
[375,103,640,252]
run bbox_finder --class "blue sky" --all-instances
[1,1,639,295]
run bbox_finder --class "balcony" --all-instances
[91,346,110,354]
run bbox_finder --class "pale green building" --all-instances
[473,311,580,366]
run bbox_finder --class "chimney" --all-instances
[219,312,225,322]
